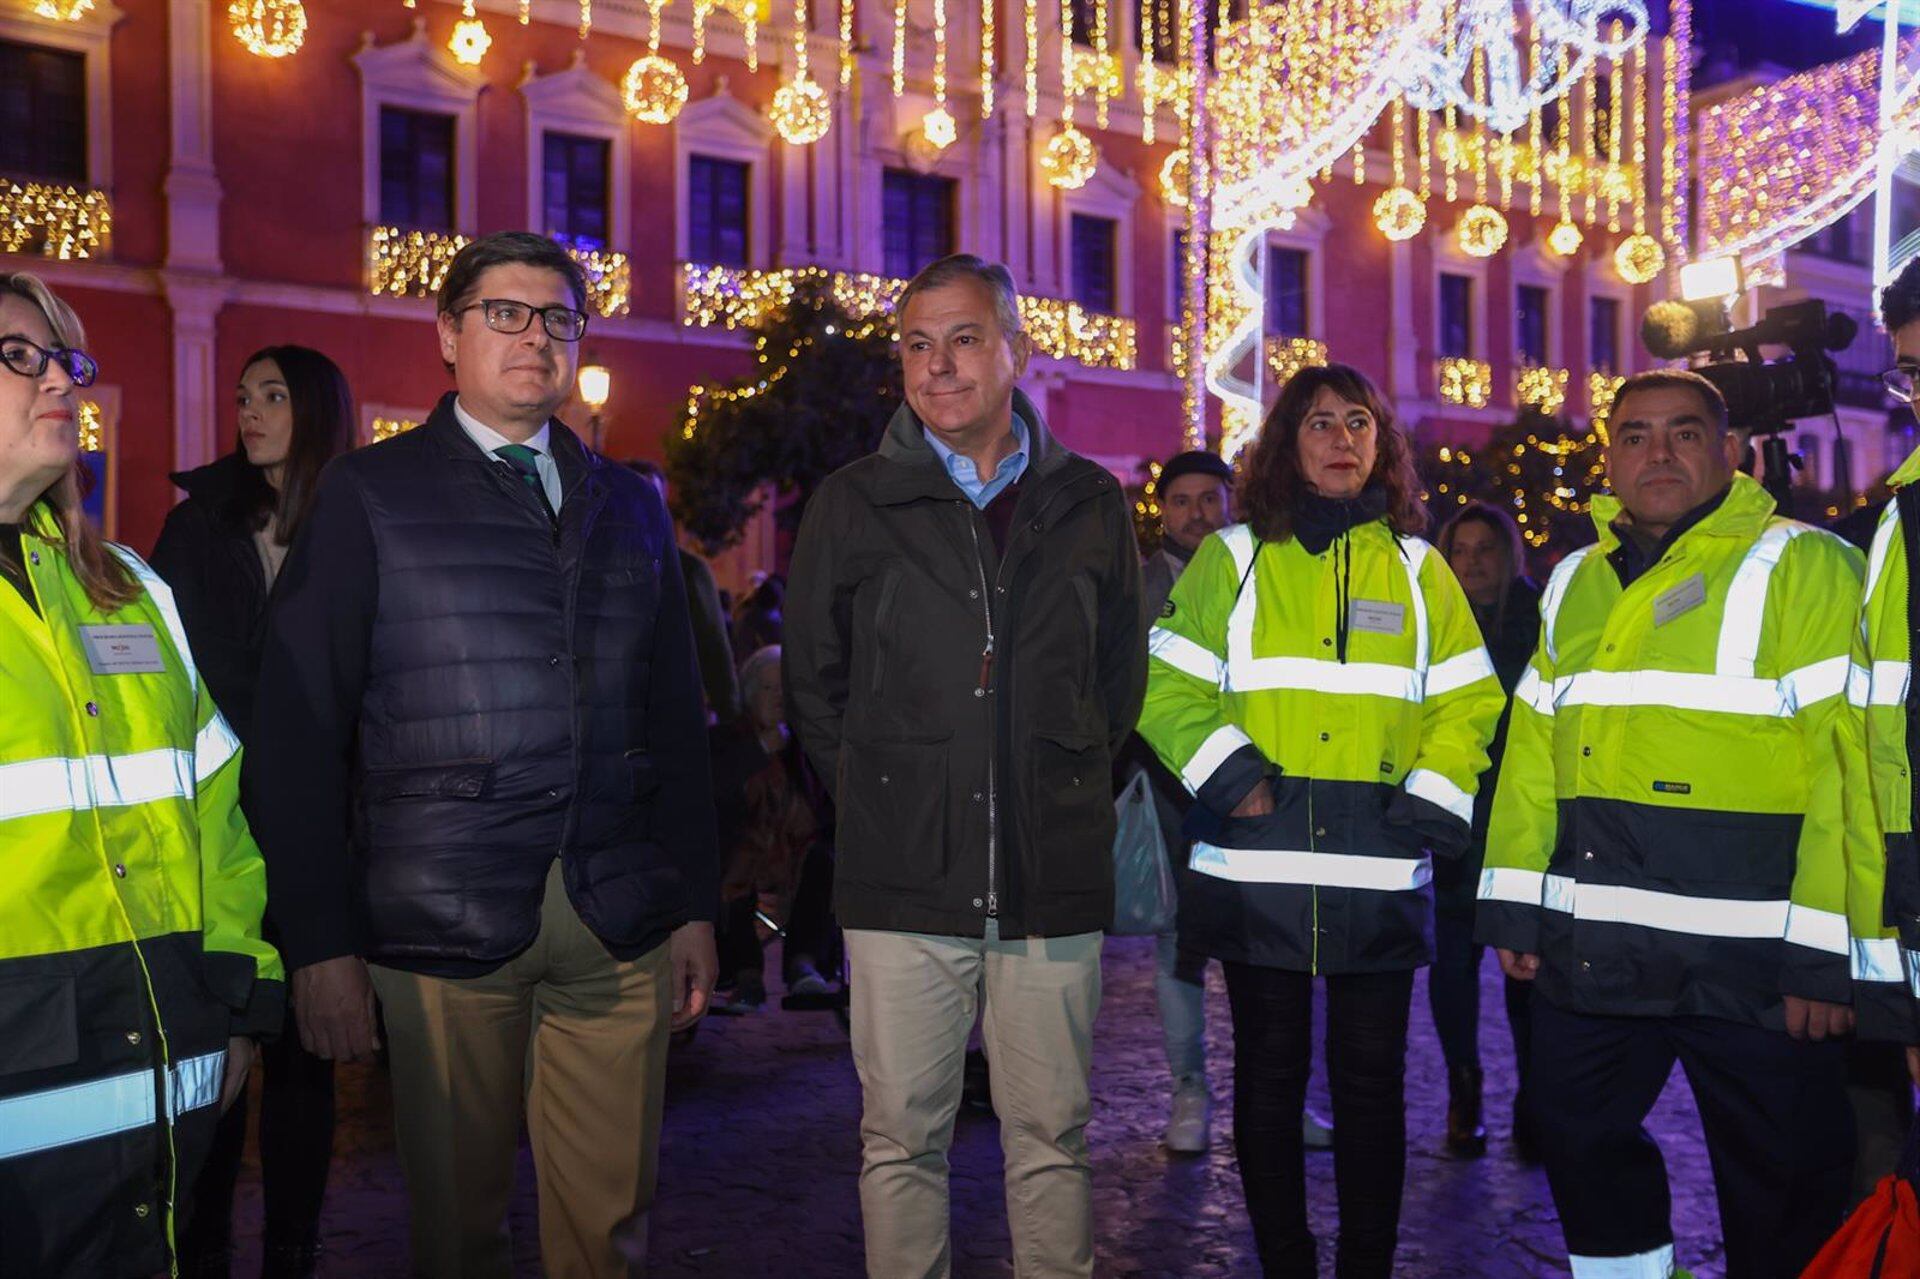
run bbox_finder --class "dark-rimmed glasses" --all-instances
[1883,365,1920,404]
[1,337,99,387]
[456,299,589,342]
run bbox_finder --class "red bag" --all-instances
[1800,1173,1920,1277]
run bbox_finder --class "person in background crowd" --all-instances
[709,644,835,1009]
[1139,364,1503,1278]
[245,232,718,1279]
[786,254,1144,1279]
[0,271,283,1278]
[1134,448,1335,1156]
[732,572,786,657]
[1480,369,1860,1279]
[1428,501,1541,1162]
[628,458,742,723]
[152,344,355,1279]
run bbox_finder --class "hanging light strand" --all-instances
[1528,27,1543,217]
[1392,98,1408,191]
[933,0,948,118]
[519,0,530,25]
[578,0,591,40]
[1094,0,1110,128]
[1670,0,1691,262]
[1443,4,1459,203]
[1059,0,1075,125]
[840,0,855,86]
[893,0,907,96]
[1417,97,1433,203]
[1025,0,1039,115]
[1583,52,1599,225]
[744,1,759,72]
[795,0,812,79]
[1473,47,1488,203]
[1607,21,1625,232]
[1631,23,1648,235]
[980,0,995,118]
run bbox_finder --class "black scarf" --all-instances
[1293,484,1390,556]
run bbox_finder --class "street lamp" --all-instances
[578,364,612,453]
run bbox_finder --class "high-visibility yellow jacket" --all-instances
[1477,474,1861,1028]
[1844,446,1920,1041]
[1137,517,1504,973]
[0,507,283,1279]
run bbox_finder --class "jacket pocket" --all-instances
[1642,809,1799,894]
[1030,729,1113,893]
[868,569,903,696]
[0,974,78,1078]
[360,760,494,803]
[837,731,951,888]
[1070,575,1098,701]
[624,749,661,802]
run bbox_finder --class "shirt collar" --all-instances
[923,412,1029,481]
[454,396,552,458]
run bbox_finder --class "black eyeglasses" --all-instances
[0,337,98,387]
[1883,365,1920,404]
[456,298,589,342]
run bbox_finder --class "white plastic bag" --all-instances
[1111,767,1177,936]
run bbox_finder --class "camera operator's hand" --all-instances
[1497,949,1540,982]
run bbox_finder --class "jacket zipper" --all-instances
[965,513,1000,919]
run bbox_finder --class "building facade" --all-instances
[3,0,1677,566]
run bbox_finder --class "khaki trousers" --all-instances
[368,860,673,1279]
[845,925,1104,1279]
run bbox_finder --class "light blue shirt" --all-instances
[924,413,1031,510]
[454,397,564,514]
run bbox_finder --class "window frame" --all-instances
[522,55,631,253]
[882,167,958,281]
[1069,211,1119,313]
[354,27,483,235]
[686,153,753,269]
[674,89,772,269]
[0,7,119,191]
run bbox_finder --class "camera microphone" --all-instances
[1641,300,1703,360]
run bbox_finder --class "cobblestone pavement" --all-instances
[223,936,1732,1278]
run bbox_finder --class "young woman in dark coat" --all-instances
[1429,500,1543,1161]
[151,344,354,1278]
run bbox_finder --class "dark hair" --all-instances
[233,345,355,545]
[1238,362,1427,543]
[896,254,1024,338]
[1606,368,1730,437]
[437,231,589,317]
[1883,254,1920,334]
[1437,500,1526,631]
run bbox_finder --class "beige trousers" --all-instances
[368,860,673,1279]
[845,925,1104,1279]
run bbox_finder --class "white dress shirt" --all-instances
[454,397,564,514]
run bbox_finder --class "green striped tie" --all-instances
[494,443,553,517]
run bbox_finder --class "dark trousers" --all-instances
[177,1012,336,1272]
[1428,908,1532,1083]
[1223,964,1415,1279]
[1528,996,1852,1279]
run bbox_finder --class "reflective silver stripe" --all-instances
[1853,935,1905,983]
[1403,767,1472,824]
[1181,723,1255,794]
[1539,544,1599,665]
[0,748,196,820]
[1853,659,1911,708]
[1782,904,1849,955]
[1148,626,1225,685]
[1778,655,1851,711]
[1225,657,1423,700]
[0,1049,225,1161]
[1398,536,1432,673]
[1190,842,1431,890]
[1542,874,1790,938]
[1716,523,1804,678]
[1425,646,1496,696]
[1908,950,1920,999]
[195,712,241,782]
[111,546,198,698]
[1556,669,1792,718]
[1513,667,1556,716]
[1478,865,1545,905]
[1568,1244,1675,1279]
[1863,498,1901,615]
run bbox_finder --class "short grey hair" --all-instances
[896,254,1025,339]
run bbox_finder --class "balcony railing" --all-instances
[366,227,630,316]
[1265,336,1328,388]
[1,180,112,260]
[1516,365,1571,416]
[680,263,1137,370]
[1588,370,1625,422]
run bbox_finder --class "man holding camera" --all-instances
[1477,368,1861,1279]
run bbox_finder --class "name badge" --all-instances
[1652,574,1707,627]
[1349,599,1406,636]
[80,624,167,675]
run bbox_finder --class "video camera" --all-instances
[1639,263,1860,513]
[1640,296,1857,435]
